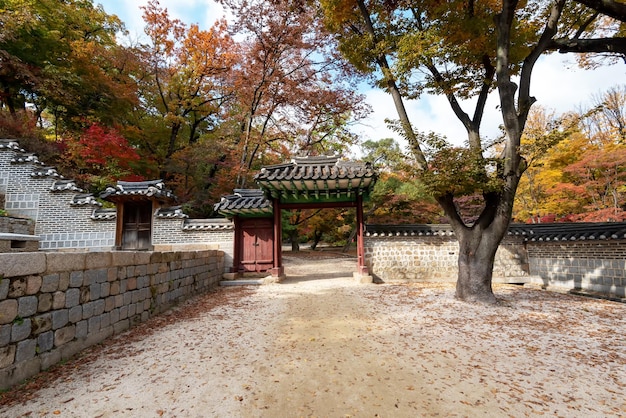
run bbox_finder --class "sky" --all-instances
[99,0,625,152]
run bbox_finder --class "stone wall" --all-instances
[364,224,626,298]
[0,249,224,390]
[0,216,35,235]
[364,234,529,283]
[527,241,626,297]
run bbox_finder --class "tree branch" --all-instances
[355,0,428,171]
[573,0,626,22]
[518,0,566,130]
[547,37,626,55]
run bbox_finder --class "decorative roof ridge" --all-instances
[117,179,165,188]
[0,139,24,151]
[292,155,339,165]
[155,206,189,219]
[91,208,116,221]
[100,179,176,202]
[233,188,266,197]
[365,224,454,237]
[182,218,234,230]
[50,179,83,193]
[71,193,102,207]
[32,166,64,178]
[365,222,626,241]
[214,188,272,215]
[11,151,44,165]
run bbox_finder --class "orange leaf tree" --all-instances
[218,0,370,188]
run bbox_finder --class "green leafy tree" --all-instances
[0,0,135,135]
[135,0,236,181]
[361,138,441,224]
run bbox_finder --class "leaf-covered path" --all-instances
[1,255,625,417]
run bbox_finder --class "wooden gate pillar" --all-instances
[232,216,242,273]
[356,194,368,275]
[271,198,284,277]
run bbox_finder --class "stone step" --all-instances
[219,279,264,286]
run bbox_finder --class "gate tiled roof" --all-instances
[100,180,176,203]
[254,156,376,201]
[214,189,272,216]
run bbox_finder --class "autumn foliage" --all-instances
[514,87,626,223]
[62,123,145,190]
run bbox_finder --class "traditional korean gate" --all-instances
[101,180,177,251]
[215,157,377,280]
[240,218,274,272]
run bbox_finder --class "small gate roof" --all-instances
[254,155,376,203]
[214,189,272,216]
[100,180,177,203]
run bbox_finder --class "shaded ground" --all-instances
[1,252,625,417]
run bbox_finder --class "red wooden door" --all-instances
[240,218,274,272]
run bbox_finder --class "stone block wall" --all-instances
[527,241,626,297]
[364,235,530,283]
[0,217,35,235]
[0,249,224,390]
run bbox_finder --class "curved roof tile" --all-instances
[214,189,272,216]
[100,179,176,202]
[365,222,626,242]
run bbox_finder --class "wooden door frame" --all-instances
[115,200,156,250]
[270,196,368,278]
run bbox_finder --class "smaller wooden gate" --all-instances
[101,180,177,251]
[121,202,154,250]
[239,218,274,272]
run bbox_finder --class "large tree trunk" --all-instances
[310,230,323,250]
[455,227,502,304]
[438,192,512,305]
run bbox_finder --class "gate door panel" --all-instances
[240,218,274,272]
[122,202,153,250]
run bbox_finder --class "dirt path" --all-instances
[1,254,625,417]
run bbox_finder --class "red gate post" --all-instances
[271,197,284,278]
[356,194,368,275]
[232,216,242,273]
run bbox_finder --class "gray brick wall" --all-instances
[153,217,234,272]
[1,142,233,254]
[527,241,626,297]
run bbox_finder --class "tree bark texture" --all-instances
[455,227,501,304]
